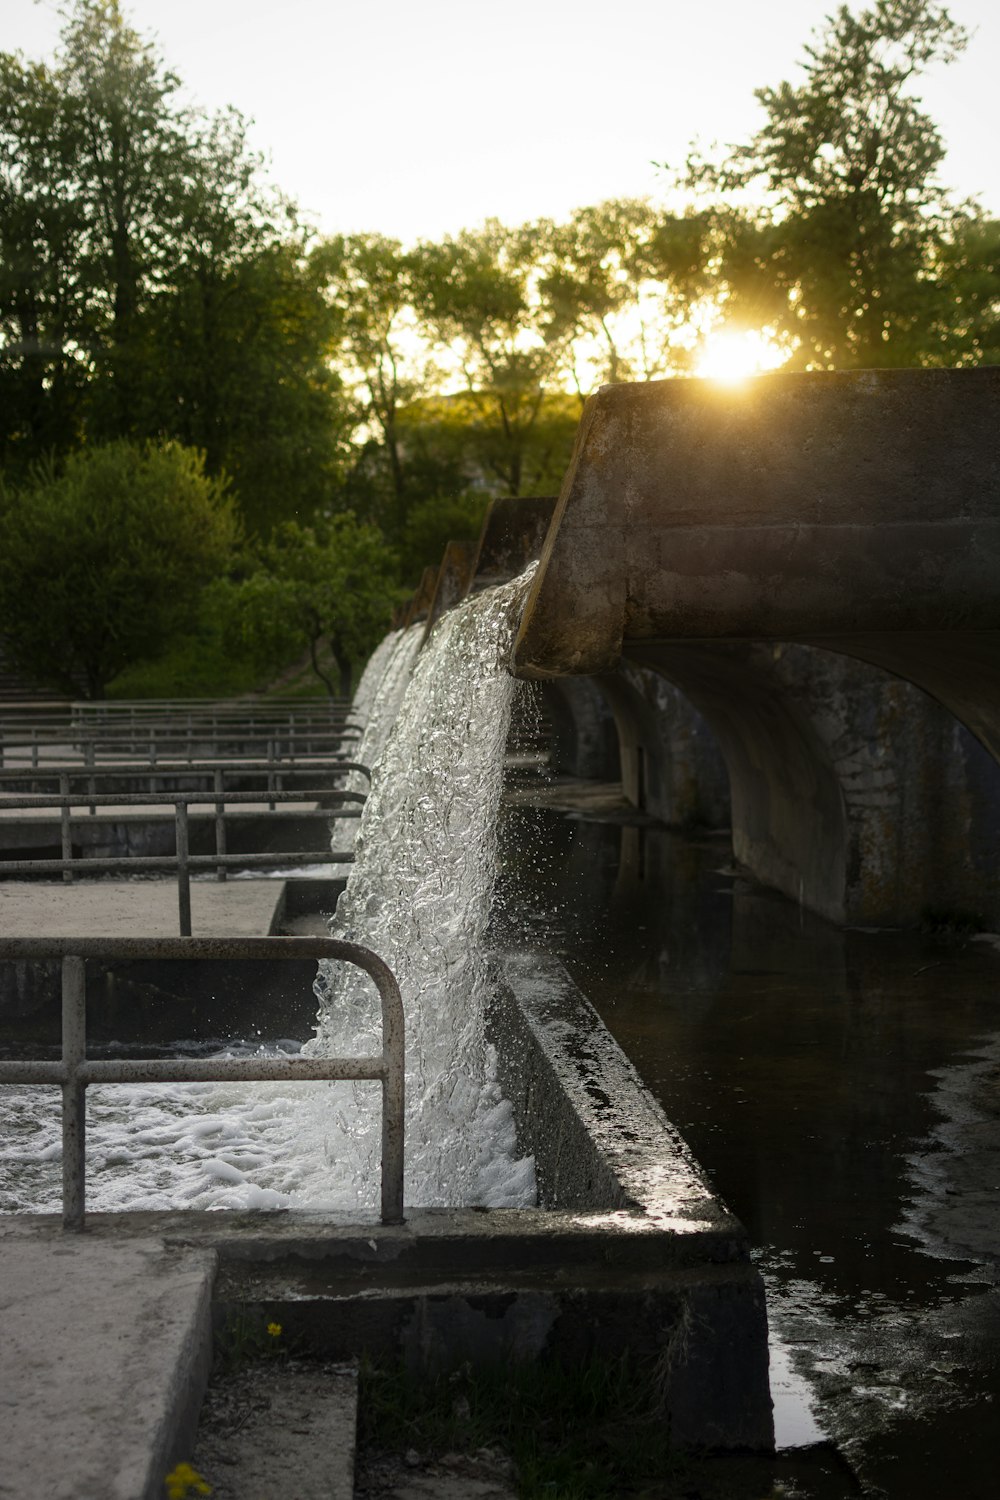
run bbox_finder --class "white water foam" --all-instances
[0,578,537,1216]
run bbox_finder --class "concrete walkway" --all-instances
[0,878,286,938]
[0,1222,216,1500]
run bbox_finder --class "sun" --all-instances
[694,327,791,384]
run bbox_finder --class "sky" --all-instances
[4,0,998,242]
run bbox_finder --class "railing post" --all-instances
[377,961,406,1226]
[60,772,73,884]
[85,741,96,815]
[214,768,227,882]
[175,800,192,936]
[62,955,87,1231]
[266,739,276,811]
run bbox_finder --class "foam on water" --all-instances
[0,577,537,1216]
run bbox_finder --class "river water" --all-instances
[497,789,1000,1497]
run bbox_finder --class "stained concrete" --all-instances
[0,877,286,938]
[421,542,475,641]
[468,495,557,592]
[0,1228,216,1500]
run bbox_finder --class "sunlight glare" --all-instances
[694,327,791,383]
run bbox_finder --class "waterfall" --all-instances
[350,623,425,779]
[0,575,537,1215]
[330,623,424,862]
[307,569,538,1206]
[348,627,402,734]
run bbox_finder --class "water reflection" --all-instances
[497,804,1000,1497]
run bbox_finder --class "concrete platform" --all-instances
[0,1225,216,1500]
[0,878,286,938]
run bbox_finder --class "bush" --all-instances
[0,440,239,698]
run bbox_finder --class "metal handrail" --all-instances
[0,729,362,768]
[0,759,371,788]
[0,936,405,1229]
[0,786,363,893]
[0,776,363,930]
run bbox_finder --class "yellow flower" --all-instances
[164,1461,211,1498]
[267,1321,282,1338]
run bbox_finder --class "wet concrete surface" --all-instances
[496,796,1000,1498]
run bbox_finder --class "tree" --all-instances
[412,222,572,496]
[215,517,397,698]
[0,441,238,697]
[681,0,971,368]
[1,1,348,532]
[398,492,490,581]
[537,200,715,388]
[312,234,439,537]
[0,50,91,466]
[933,215,1000,366]
[141,236,350,535]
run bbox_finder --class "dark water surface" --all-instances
[497,802,1000,1499]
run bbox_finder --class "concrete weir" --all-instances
[208,951,771,1452]
[0,952,771,1494]
[513,368,1000,924]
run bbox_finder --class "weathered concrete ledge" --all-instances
[422,540,475,640]
[0,950,772,1455]
[468,495,557,592]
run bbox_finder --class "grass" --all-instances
[357,1353,687,1499]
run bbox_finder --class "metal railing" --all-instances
[0,936,405,1229]
[0,758,371,812]
[0,727,362,768]
[0,789,359,933]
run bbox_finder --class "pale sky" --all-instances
[4,0,998,241]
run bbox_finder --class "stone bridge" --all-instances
[510,369,1000,925]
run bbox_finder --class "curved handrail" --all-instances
[0,936,404,1228]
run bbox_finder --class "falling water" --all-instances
[0,574,537,1215]
[329,623,424,863]
[350,623,425,780]
[348,627,403,732]
[307,570,539,1206]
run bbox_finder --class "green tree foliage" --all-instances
[537,199,715,387]
[312,233,439,536]
[933,216,1000,366]
[0,440,238,697]
[142,235,349,535]
[682,0,973,368]
[413,222,573,497]
[398,493,490,581]
[215,517,397,698]
[0,1,346,531]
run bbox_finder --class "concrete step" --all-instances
[192,1361,359,1500]
[0,1226,215,1500]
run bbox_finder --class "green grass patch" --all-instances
[106,627,263,700]
[358,1353,687,1499]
